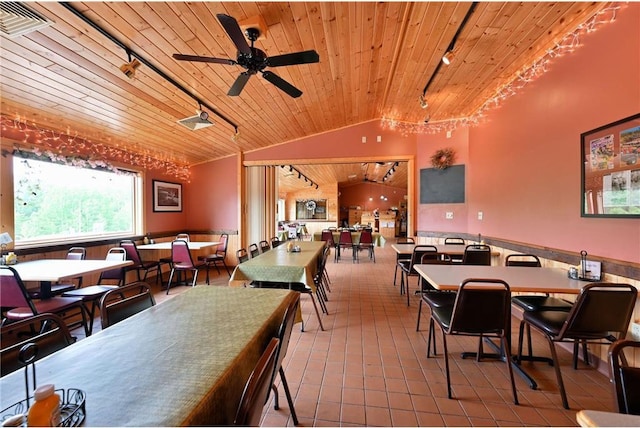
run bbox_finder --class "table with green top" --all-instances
[229,241,324,291]
[0,286,298,426]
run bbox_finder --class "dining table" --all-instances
[412,264,592,389]
[391,243,501,259]
[229,241,324,291]
[9,259,133,299]
[576,409,640,427]
[0,286,298,426]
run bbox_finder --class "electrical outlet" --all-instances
[632,323,640,341]
[445,212,453,219]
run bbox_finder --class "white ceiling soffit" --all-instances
[0,2,52,38]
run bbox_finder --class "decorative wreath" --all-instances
[306,200,317,211]
[431,147,456,170]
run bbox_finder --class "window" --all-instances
[13,155,142,246]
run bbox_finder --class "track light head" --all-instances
[120,57,141,79]
[419,94,428,109]
[442,50,455,65]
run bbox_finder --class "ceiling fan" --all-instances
[173,14,320,98]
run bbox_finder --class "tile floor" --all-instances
[80,243,615,427]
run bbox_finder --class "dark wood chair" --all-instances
[237,248,249,264]
[429,278,518,404]
[99,282,156,329]
[270,237,283,248]
[518,282,637,409]
[259,240,270,253]
[1,313,75,376]
[608,339,640,415]
[234,337,280,426]
[1,266,90,337]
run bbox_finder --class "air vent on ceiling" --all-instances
[0,2,52,38]
[176,111,214,131]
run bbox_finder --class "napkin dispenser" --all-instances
[570,250,602,281]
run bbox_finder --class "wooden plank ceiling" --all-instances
[0,2,607,192]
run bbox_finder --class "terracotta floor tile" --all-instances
[364,406,392,427]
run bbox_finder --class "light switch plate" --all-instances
[478,211,483,220]
[445,212,453,219]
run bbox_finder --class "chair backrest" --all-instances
[320,230,335,246]
[359,230,373,244]
[98,247,127,284]
[270,237,282,248]
[462,244,492,266]
[99,282,156,329]
[558,283,637,341]
[396,237,415,244]
[234,337,280,426]
[176,233,190,241]
[272,297,300,387]
[0,266,38,314]
[410,245,438,271]
[505,253,541,267]
[249,243,260,258]
[120,240,143,265]
[259,240,270,253]
[1,313,74,376]
[419,252,451,290]
[449,278,511,335]
[171,240,195,267]
[237,248,249,264]
[217,233,229,255]
[609,339,640,415]
[339,230,353,244]
[66,247,86,260]
[444,237,465,245]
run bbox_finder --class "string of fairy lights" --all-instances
[1,2,622,179]
[381,2,623,136]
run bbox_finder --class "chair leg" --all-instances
[307,293,325,331]
[416,298,423,331]
[547,338,569,409]
[441,328,452,399]
[279,367,299,425]
[166,269,176,295]
[501,334,519,405]
[191,269,198,287]
[271,384,280,410]
[394,263,399,286]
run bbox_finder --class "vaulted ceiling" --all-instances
[0,2,609,191]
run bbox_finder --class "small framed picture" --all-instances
[153,180,182,212]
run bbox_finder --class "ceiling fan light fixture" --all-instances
[442,50,455,65]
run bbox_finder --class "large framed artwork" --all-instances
[153,180,182,212]
[581,113,640,217]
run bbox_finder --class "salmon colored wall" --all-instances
[183,155,238,231]
[465,3,639,262]
[340,182,406,212]
[243,120,417,162]
[416,126,471,232]
[145,170,188,233]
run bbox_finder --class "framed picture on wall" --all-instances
[153,180,182,212]
[581,113,640,217]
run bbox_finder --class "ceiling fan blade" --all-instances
[216,14,251,55]
[267,50,320,67]
[261,71,302,98]
[173,54,235,65]
[228,72,251,96]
